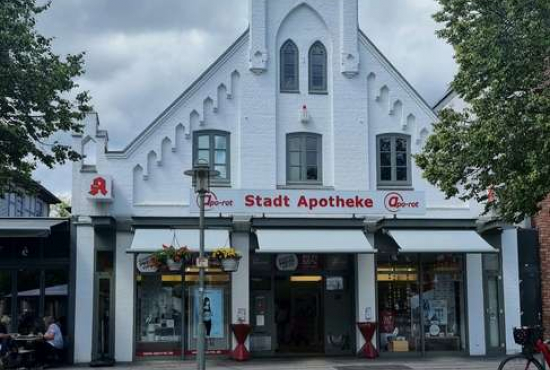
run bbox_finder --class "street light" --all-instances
[184,159,219,370]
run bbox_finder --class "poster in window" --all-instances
[192,287,224,339]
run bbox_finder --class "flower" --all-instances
[150,244,190,267]
[211,247,241,260]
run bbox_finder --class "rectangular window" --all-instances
[377,134,412,187]
[193,131,230,185]
[286,133,322,185]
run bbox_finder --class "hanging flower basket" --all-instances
[166,258,183,271]
[150,244,190,272]
[211,247,242,272]
[220,258,240,272]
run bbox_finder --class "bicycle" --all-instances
[498,326,550,370]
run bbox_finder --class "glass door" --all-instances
[484,254,504,354]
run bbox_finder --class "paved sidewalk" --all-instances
[64,357,505,370]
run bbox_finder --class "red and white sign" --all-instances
[190,189,425,215]
[87,175,113,202]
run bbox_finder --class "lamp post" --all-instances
[184,160,219,370]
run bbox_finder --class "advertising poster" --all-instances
[192,287,224,339]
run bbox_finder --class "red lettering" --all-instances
[319,198,328,207]
[309,198,318,210]
[346,199,355,207]
[365,198,374,208]
[244,195,255,207]
[89,177,108,196]
[297,196,309,208]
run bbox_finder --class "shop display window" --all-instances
[135,267,231,359]
[136,274,184,358]
[376,254,465,354]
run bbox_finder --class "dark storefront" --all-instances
[0,219,72,355]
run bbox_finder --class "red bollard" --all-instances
[231,324,252,361]
[357,322,379,359]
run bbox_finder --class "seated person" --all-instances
[36,316,64,366]
[0,316,18,362]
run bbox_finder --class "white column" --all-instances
[114,231,135,362]
[73,218,95,363]
[355,251,376,352]
[502,228,522,354]
[231,231,250,348]
[466,254,486,355]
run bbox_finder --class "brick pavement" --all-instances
[62,357,505,370]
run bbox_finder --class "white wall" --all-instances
[501,228,522,354]
[114,231,135,362]
[355,252,376,352]
[73,219,95,363]
[466,254,486,355]
[231,231,251,348]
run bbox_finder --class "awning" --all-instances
[255,229,375,254]
[386,229,497,253]
[0,219,67,238]
[127,228,231,253]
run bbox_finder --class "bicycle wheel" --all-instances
[498,354,544,370]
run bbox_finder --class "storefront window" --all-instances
[17,269,42,334]
[377,254,466,354]
[0,271,12,330]
[377,254,420,353]
[44,270,69,333]
[185,271,231,355]
[422,254,465,352]
[136,274,183,359]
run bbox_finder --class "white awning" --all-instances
[0,219,67,238]
[386,229,497,253]
[128,229,231,253]
[255,229,375,254]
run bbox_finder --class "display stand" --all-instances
[357,322,378,359]
[231,324,252,361]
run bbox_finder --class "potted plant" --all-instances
[211,247,241,272]
[150,244,190,271]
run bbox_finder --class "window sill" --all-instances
[377,185,414,191]
[278,184,334,190]
[80,165,97,173]
[280,90,300,94]
[309,91,328,95]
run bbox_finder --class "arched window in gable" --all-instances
[280,40,299,93]
[309,41,327,93]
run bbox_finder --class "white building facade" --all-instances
[71,0,521,363]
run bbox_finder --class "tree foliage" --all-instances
[416,0,550,222]
[0,0,91,194]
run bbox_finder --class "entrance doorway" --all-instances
[275,276,323,354]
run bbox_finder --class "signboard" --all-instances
[87,175,113,202]
[190,189,425,215]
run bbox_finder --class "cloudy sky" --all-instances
[33,0,456,199]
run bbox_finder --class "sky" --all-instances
[33,0,457,199]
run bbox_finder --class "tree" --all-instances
[0,0,91,195]
[51,196,71,218]
[416,0,550,223]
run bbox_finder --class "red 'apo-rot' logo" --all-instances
[384,192,420,213]
[196,192,234,211]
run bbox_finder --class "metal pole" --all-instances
[198,190,206,370]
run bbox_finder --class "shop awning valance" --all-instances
[255,229,375,254]
[127,228,231,253]
[386,229,497,253]
[0,219,67,238]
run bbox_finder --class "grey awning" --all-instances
[127,228,231,253]
[0,219,67,238]
[255,229,375,254]
[386,229,497,253]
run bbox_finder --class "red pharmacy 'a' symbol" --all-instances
[89,177,108,196]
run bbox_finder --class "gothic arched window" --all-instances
[280,40,299,93]
[309,41,327,93]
